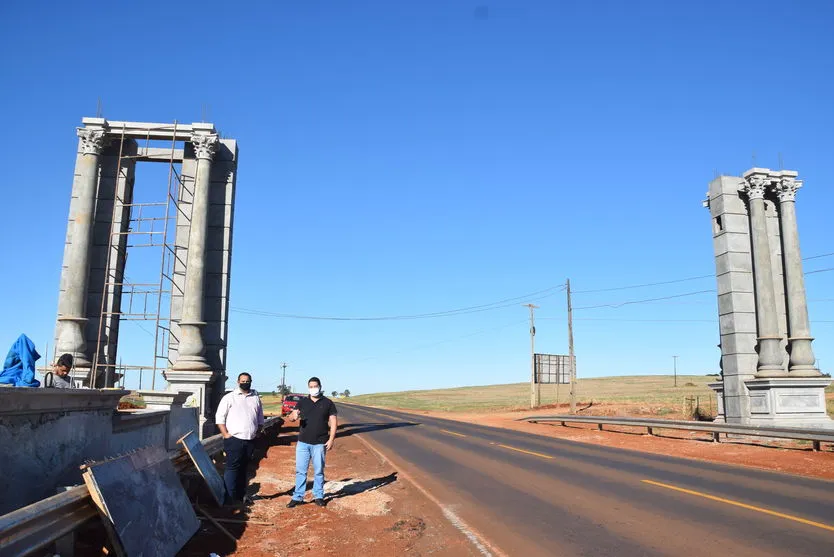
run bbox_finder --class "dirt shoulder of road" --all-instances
[178,420,480,557]
[348,404,834,481]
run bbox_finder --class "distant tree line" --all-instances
[273,385,350,397]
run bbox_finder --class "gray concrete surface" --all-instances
[339,404,834,556]
[51,118,239,435]
[705,168,830,427]
[0,388,197,515]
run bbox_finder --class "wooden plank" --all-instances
[178,430,226,506]
[82,469,125,557]
[80,446,199,557]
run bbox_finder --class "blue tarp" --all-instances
[0,334,41,388]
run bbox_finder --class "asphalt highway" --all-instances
[337,404,834,557]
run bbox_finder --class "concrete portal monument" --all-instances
[705,168,831,428]
[54,118,238,436]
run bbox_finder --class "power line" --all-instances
[539,317,715,322]
[572,289,715,310]
[228,252,828,322]
[572,275,713,294]
[806,267,834,275]
[231,284,565,321]
[572,251,832,295]
[539,317,834,324]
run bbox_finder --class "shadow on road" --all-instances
[336,421,418,438]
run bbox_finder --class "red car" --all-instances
[281,394,304,416]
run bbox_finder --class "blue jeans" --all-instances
[293,441,326,500]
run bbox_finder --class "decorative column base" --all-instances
[744,377,833,429]
[163,369,218,438]
[55,316,92,368]
[753,335,787,378]
[171,322,210,371]
[787,337,822,377]
[788,366,822,377]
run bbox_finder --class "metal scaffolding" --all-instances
[91,122,190,390]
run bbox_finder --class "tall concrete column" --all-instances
[172,132,218,371]
[774,174,820,376]
[55,123,109,367]
[743,172,785,377]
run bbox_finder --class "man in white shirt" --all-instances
[216,372,264,504]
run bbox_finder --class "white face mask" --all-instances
[309,387,321,397]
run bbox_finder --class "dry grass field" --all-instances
[262,375,833,419]
[347,375,717,413]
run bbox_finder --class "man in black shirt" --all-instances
[287,376,337,508]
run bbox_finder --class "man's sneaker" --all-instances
[243,495,255,506]
[314,498,327,507]
[287,499,303,508]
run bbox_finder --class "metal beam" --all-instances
[133,147,185,162]
[521,415,834,444]
[81,118,216,141]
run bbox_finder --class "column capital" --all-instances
[774,176,803,202]
[191,133,219,160]
[77,127,109,155]
[742,174,771,200]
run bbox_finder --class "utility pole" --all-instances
[281,362,288,396]
[673,355,678,387]
[524,303,539,409]
[567,279,576,414]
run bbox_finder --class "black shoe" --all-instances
[314,498,327,507]
[287,499,302,508]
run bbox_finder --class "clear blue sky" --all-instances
[1,1,831,395]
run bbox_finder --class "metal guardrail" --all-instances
[521,414,834,451]
[0,416,282,557]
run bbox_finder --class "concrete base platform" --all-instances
[744,377,833,429]
[710,377,833,428]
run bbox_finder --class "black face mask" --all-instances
[239,382,251,391]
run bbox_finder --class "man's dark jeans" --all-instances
[223,435,255,503]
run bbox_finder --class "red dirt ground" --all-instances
[177,422,479,557]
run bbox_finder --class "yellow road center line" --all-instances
[497,444,553,459]
[440,429,467,438]
[641,480,834,533]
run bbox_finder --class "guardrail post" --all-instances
[560,420,565,427]
[598,423,603,431]
[812,440,821,452]
[712,431,720,443]
[646,427,653,436]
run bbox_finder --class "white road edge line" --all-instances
[441,506,494,556]
[346,406,503,557]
